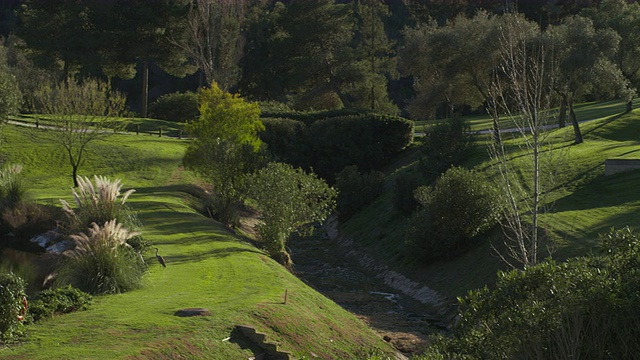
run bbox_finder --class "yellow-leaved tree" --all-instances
[184,81,266,227]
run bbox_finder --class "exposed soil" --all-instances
[288,224,449,357]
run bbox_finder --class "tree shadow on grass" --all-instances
[582,112,640,142]
[154,246,265,266]
[133,183,208,198]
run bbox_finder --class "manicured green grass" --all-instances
[342,100,640,301]
[10,114,186,138]
[413,98,635,133]
[0,124,394,359]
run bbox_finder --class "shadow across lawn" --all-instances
[162,246,265,265]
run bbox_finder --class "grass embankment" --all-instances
[342,99,640,300]
[0,125,394,359]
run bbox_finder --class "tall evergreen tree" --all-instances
[348,0,398,114]
[18,0,196,117]
[17,1,98,79]
[91,0,196,117]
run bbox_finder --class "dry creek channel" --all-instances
[288,220,451,357]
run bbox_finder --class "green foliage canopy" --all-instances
[186,82,264,151]
[184,82,265,226]
[423,227,640,359]
[407,167,501,262]
[0,272,26,342]
[248,162,336,266]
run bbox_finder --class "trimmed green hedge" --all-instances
[307,114,413,181]
[149,92,199,123]
[261,113,413,182]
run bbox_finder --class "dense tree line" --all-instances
[0,0,636,118]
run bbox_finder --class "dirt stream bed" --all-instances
[288,223,450,357]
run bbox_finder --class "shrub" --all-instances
[392,171,422,215]
[406,167,501,262]
[422,227,640,360]
[0,66,21,120]
[258,101,294,114]
[60,175,136,233]
[260,118,308,167]
[0,202,61,250]
[0,273,26,342]
[335,166,385,222]
[420,118,472,179]
[149,91,199,123]
[57,220,145,294]
[307,114,413,181]
[28,285,92,322]
[0,165,26,211]
[248,162,336,267]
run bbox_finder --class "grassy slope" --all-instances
[342,99,640,300]
[0,126,394,359]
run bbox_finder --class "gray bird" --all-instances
[155,247,166,268]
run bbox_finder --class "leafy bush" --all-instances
[406,167,501,262]
[335,166,385,222]
[0,66,21,120]
[392,171,422,215]
[60,175,136,233]
[248,162,336,267]
[0,165,26,211]
[28,285,92,322]
[258,100,294,114]
[57,220,145,294]
[260,108,368,124]
[307,114,413,181]
[184,138,267,228]
[260,118,308,167]
[126,234,151,254]
[422,227,640,360]
[149,91,199,123]
[0,273,26,342]
[260,112,413,182]
[420,118,472,179]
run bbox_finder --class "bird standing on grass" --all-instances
[155,247,166,268]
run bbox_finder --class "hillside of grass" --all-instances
[0,125,395,359]
[341,99,640,300]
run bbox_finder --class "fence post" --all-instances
[159,127,162,137]
[179,129,183,139]
[136,124,139,135]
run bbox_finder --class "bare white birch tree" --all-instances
[488,14,564,268]
[171,0,250,89]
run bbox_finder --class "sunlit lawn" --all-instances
[0,125,393,359]
[344,99,640,299]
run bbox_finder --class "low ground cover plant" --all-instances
[149,91,199,123]
[406,166,501,262]
[28,285,92,322]
[0,272,27,342]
